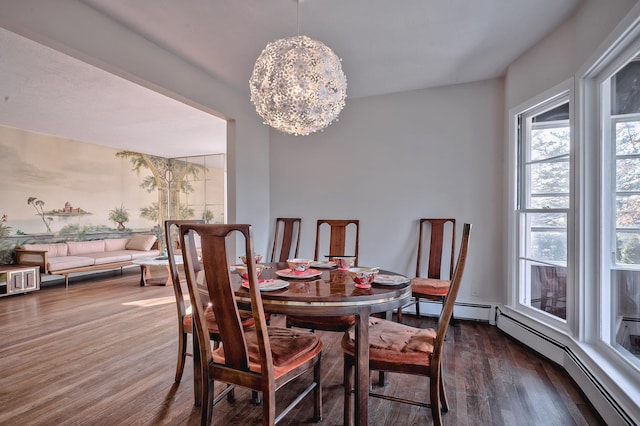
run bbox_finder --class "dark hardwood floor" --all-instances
[0,268,604,425]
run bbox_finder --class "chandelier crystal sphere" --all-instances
[249,35,347,136]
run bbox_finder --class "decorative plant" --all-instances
[202,208,214,224]
[109,204,130,231]
[152,224,166,255]
[27,197,53,233]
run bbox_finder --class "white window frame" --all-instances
[585,36,640,372]
[508,80,575,336]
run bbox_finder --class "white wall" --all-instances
[270,79,505,308]
[506,0,637,109]
[0,0,272,253]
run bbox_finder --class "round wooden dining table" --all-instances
[234,263,411,426]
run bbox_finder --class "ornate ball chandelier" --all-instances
[249,34,347,136]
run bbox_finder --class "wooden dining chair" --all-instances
[342,223,471,426]
[532,264,567,318]
[397,218,456,323]
[270,217,302,262]
[165,219,214,385]
[286,219,360,332]
[164,219,256,404]
[313,219,359,265]
[179,223,323,425]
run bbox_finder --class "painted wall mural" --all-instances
[0,125,225,264]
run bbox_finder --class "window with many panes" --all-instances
[509,8,640,413]
[602,57,640,364]
[516,96,570,322]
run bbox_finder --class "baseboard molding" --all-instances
[401,299,496,324]
[496,310,637,425]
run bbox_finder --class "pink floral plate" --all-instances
[310,261,336,269]
[241,279,290,291]
[275,268,323,279]
[373,274,410,285]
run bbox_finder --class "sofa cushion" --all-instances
[126,249,161,259]
[47,256,95,272]
[104,238,129,251]
[126,234,157,251]
[105,249,161,260]
[21,243,68,257]
[67,240,106,255]
[86,252,132,265]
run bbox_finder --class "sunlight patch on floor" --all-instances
[122,296,180,307]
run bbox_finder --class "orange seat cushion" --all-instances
[183,306,255,334]
[411,277,450,298]
[342,317,436,367]
[212,326,322,378]
[183,305,220,334]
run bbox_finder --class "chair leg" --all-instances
[193,338,202,407]
[378,371,386,386]
[396,306,403,323]
[313,357,323,422]
[223,384,235,403]
[201,376,214,426]
[439,370,449,412]
[175,331,187,383]
[429,371,442,426]
[252,391,261,405]
[262,389,276,426]
[416,297,421,319]
[343,354,353,426]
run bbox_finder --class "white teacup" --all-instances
[332,256,356,270]
[287,258,311,273]
[239,254,263,264]
[234,264,267,280]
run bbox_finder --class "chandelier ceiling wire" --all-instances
[249,0,347,136]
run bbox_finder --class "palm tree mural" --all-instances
[116,151,205,227]
[27,197,53,233]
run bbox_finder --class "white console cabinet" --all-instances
[0,265,40,297]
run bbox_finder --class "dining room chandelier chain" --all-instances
[249,1,347,136]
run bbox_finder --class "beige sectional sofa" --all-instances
[15,234,160,287]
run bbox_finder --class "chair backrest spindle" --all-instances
[165,219,205,323]
[314,219,359,265]
[270,218,302,262]
[416,218,456,279]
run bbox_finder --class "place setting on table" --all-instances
[231,257,321,293]
[231,255,410,293]
[231,254,289,292]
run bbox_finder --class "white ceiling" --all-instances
[0,27,228,158]
[0,0,582,157]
